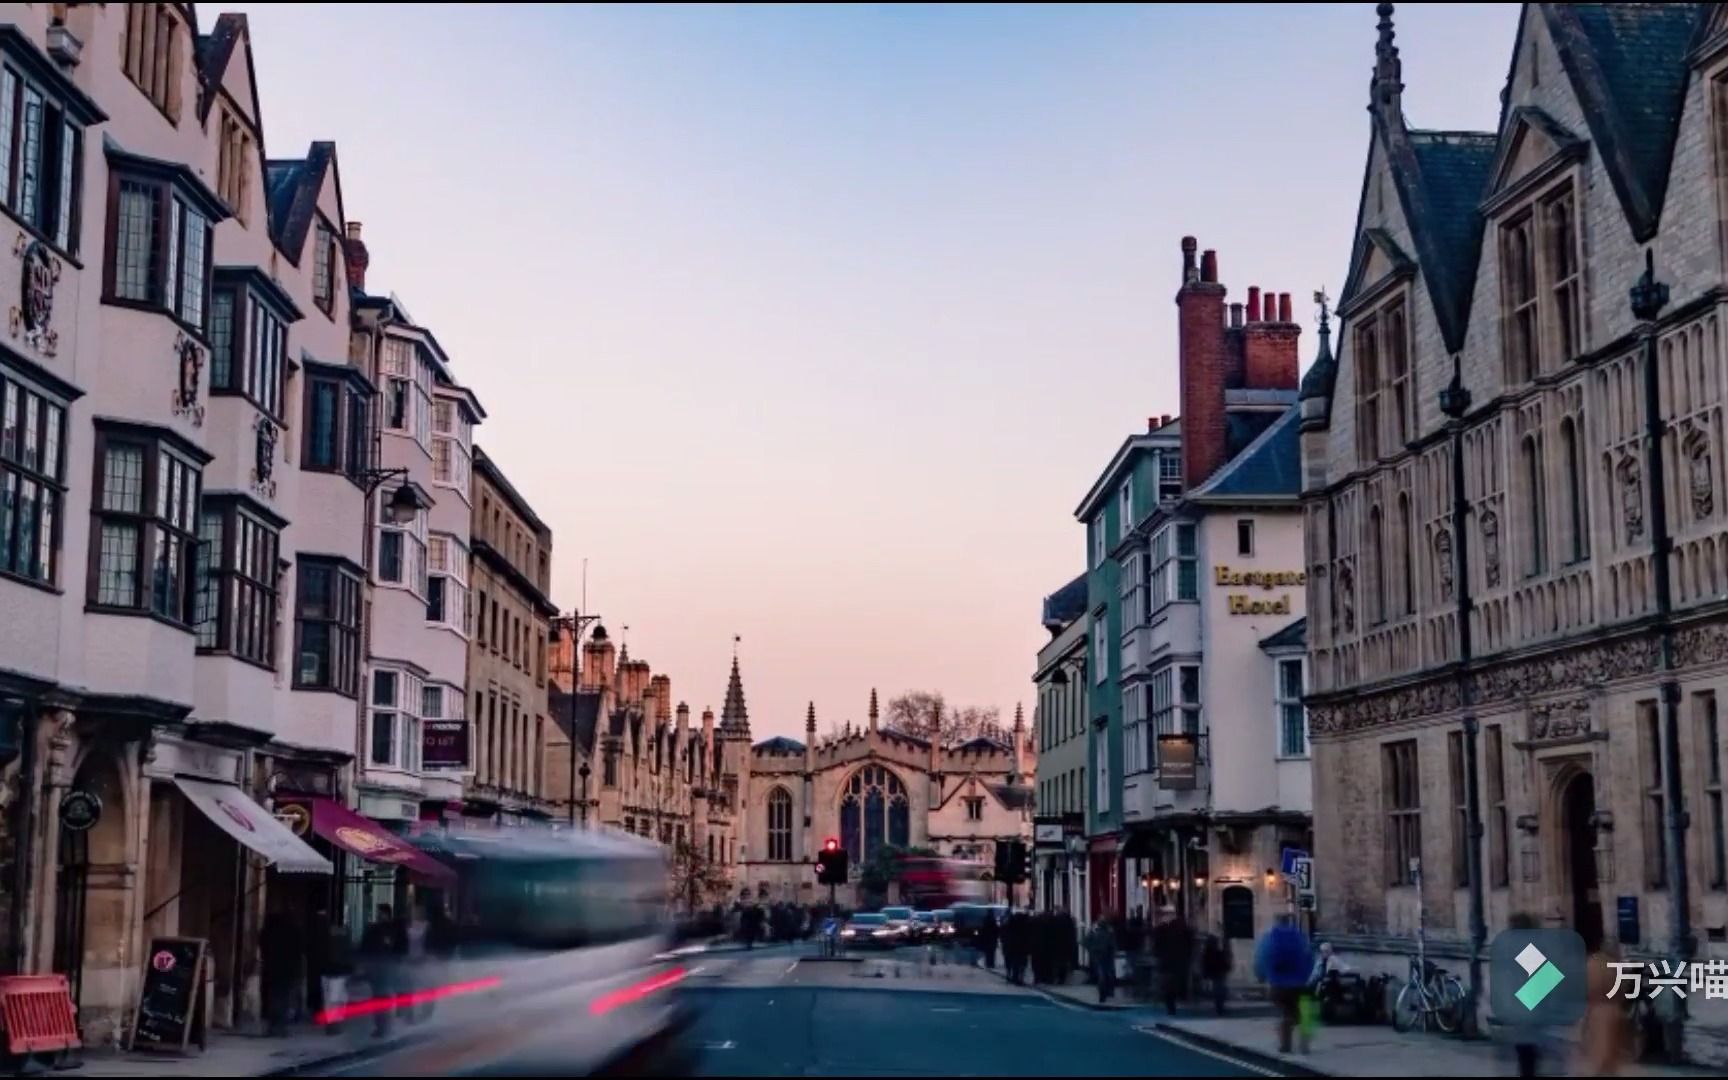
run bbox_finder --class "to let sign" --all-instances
[422,721,471,772]
[1157,734,1199,790]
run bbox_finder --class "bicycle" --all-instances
[1391,954,1466,1034]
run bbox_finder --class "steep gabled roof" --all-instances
[265,142,344,263]
[1544,3,1707,244]
[1382,127,1497,355]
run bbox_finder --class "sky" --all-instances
[226,2,1520,739]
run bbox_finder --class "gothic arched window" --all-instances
[1524,434,1547,575]
[1397,492,1414,616]
[1561,417,1588,562]
[767,787,793,862]
[839,765,910,862]
[1369,504,1386,626]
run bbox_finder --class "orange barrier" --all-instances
[0,974,81,1056]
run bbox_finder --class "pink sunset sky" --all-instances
[227,3,1519,738]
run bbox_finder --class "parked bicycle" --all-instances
[1391,954,1466,1034]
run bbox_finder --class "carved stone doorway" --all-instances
[1561,770,1603,947]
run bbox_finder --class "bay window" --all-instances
[0,366,69,587]
[377,492,428,596]
[1150,522,1198,607]
[369,667,423,772]
[431,398,472,495]
[1276,658,1307,758]
[427,533,470,635]
[302,361,374,482]
[192,495,281,667]
[210,273,294,418]
[88,422,206,624]
[293,556,362,695]
[0,44,94,253]
[380,337,431,450]
[105,158,223,331]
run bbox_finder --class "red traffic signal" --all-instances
[823,836,839,853]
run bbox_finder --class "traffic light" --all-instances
[995,839,1028,885]
[817,836,848,885]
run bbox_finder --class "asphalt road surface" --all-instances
[679,944,1269,1077]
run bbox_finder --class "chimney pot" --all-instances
[1279,292,1293,323]
[1161,414,1172,427]
[1230,302,1244,328]
[1148,416,1160,431]
[1181,236,1198,283]
[1246,287,1261,323]
[1200,249,1218,284]
[346,221,363,241]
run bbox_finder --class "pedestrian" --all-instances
[1576,922,1628,1076]
[359,904,404,1038]
[1201,933,1231,1016]
[1254,913,1315,1054]
[1030,911,1053,984]
[1086,916,1118,1003]
[979,911,1000,970]
[319,914,355,1034]
[1152,909,1193,1016]
[260,908,303,1036]
[1006,910,1032,984]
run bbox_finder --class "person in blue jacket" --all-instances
[1255,913,1315,1053]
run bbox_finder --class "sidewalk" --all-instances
[73,1024,418,1078]
[1154,1013,1718,1078]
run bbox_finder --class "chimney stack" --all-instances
[1230,303,1244,328]
[1242,285,1302,390]
[1181,236,1199,284]
[343,221,369,294]
[1177,238,1229,489]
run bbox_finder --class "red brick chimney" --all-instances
[1242,286,1300,391]
[343,221,369,293]
[1177,237,1229,489]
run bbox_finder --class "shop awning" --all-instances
[174,777,332,875]
[289,796,455,884]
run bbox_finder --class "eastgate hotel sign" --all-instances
[1215,565,1305,616]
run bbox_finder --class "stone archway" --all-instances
[1544,760,1603,946]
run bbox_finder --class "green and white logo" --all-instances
[1492,929,1586,1027]
[1513,943,1564,1010]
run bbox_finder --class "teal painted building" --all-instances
[1074,418,1181,916]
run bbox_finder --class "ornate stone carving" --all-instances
[1685,426,1714,521]
[1529,695,1592,740]
[1617,453,1644,542]
[1434,528,1454,602]
[171,333,206,427]
[1337,563,1355,634]
[1480,509,1501,588]
[1675,622,1728,669]
[9,234,61,356]
[251,415,278,499]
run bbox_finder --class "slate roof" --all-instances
[1225,408,1285,461]
[550,686,602,754]
[988,784,1035,812]
[264,143,337,262]
[1298,318,1335,403]
[1259,617,1308,652]
[1546,3,1708,243]
[1385,129,1497,355]
[1041,573,1089,628]
[1193,407,1301,500]
[753,736,807,754]
[953,735,1011,754]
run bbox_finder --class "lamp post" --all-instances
[579,762,591,828]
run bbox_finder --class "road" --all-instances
[678,943,1270,1077]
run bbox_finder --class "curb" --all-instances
[973,962,1149,1013]
[261,1032,427,1078]
[1150,1023,1330,1078]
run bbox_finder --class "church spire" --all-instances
[720,646,750,735]
[806,701,817,734]
[1371,3,1403,122]
[868,688,879,733]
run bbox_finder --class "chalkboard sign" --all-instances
[129,936,207,1053]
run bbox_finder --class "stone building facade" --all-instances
[1301,4,1728,1057]
[740,692,1035,908]
[462,446,556,823]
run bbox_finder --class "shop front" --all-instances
[1087,834,1121,922]
[322,788,457,936]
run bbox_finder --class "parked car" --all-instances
[911,911,940,943]
[932,909,957,941]
[840,913,897,949]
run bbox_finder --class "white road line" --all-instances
[931,1006,963,1013]
[784,961,800,975]
[1134,1026,1281,1078]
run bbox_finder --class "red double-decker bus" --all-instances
[899,856,988,909]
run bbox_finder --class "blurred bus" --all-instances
[899,856,989,910]
[326,827,693,1076]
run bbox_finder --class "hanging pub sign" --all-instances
[1157,734,1199,790]
[422,720,472,772]
[59,790,103,832]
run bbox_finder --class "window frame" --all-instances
[209,275,294,420]
[0,364,70,590]
[293,555,363,697]
[1499,180,1584,384]
[215,106,250,223]
[310,216,338,316]
[369,665,424,773]
[300,361,375,486]
[122,4,183,122]
[766,787,794,862]
[192,494,282,669]
[1384,739,1421,887]
[87,421,206,627]
[376,492,428,597]
[0,52,88,256]
[103,157,224,334]
[426,532,470,637]
[1486,723,1510,888]
[1275,657,1307,759]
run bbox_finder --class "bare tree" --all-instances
[883,691,1001,745]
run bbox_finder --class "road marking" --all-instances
[784,961,800,975]
[689,965,707,977]
[931,1006,963,1013]
[1134,1026,1280,1077]
[702,1040,736,1051]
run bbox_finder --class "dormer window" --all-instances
[216,108,251,223]
[1501,182,1583,383]
[311,218,337,314]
